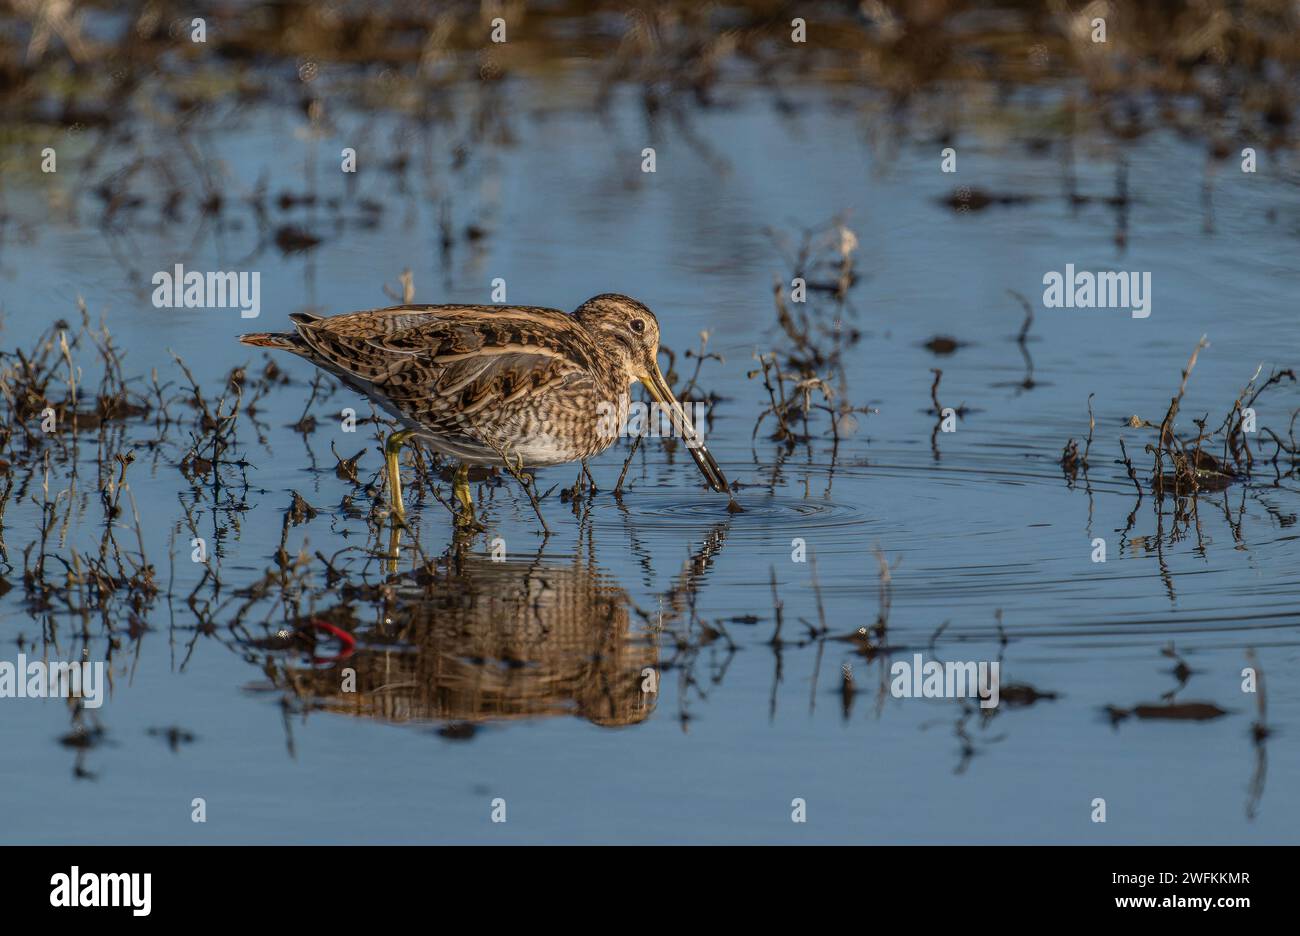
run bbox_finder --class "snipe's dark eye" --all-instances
[630,319,646,335]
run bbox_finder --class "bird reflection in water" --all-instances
[249,553,659,734]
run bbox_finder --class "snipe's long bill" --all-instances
[239,293,739,523]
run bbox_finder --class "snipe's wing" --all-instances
[287,305,602,438]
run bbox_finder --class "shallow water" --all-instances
[2,69,1298,843]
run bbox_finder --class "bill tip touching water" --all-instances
[239,292,742,526]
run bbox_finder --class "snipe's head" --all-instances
[575,293,733,499]
[574,293,662,380]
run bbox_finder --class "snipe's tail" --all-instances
[238,331,298,350]
[241,312,323,351]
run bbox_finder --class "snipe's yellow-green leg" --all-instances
[384,429,417,523]
[452,463,476,528]
[388,430,477,528]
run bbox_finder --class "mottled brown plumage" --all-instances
[240,293,733,520]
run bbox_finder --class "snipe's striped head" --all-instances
[574,293,662,384]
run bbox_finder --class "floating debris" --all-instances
[1106,702,1229,724]
[941,188,1036,213]
[922,335,964,356]
[147,726,197,752]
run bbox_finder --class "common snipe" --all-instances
[239,293,735,523]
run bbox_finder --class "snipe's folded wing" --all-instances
[289,305,599,438]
